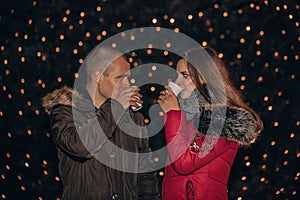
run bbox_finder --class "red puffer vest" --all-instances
[162,109,256,200]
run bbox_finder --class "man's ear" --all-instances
[91,70,103,83]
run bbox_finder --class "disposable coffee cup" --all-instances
[167,82,183,96]
[131,86,142,111]
[131,96,142,111]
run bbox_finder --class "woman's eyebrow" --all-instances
[179,71,188,74]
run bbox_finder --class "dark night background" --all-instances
[0,0,299,199]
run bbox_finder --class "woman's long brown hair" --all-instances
[184,47,263,134]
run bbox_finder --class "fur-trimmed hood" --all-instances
[197,106,260,146]
[42,86,83,115]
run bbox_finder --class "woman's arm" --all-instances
[164,110,236,175]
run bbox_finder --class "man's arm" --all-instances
[50,98,126,159]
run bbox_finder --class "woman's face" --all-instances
[175,59,196,99]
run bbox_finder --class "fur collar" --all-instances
[197,106,259,146]
[42,86,83,115]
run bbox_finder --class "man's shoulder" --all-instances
[42,85,93,115]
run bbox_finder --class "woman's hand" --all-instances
[157,86,180,113]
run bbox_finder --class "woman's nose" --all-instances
[175,74,182,85]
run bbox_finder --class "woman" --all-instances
[158,47,263,200]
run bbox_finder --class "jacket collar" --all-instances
[42,85,94,115]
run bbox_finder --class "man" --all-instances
[42,46,159,200]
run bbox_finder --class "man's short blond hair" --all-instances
[83,45,124,76]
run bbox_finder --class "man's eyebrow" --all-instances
[117,73,129,78]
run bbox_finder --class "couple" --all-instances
[42,46,263,200]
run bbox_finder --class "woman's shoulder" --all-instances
[198,105,258,146]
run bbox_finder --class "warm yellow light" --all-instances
[116,22,122,28]
[57,77,62,83]
[198,12,204,17]
[257,76,263,82]
[271,141,276,146]
[62,17,68,22]
[256,50,261,56]
[268,106,273,111]
[214,3,219,9]
[96,6,102,12]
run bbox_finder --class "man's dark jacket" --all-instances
[42,86,159,200]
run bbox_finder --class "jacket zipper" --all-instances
[186,180,194,200]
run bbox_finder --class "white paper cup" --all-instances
[131,86,142,111]
[167,82,183,96]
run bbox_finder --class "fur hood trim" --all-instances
[197,107,259,146]
[42,86,82,115]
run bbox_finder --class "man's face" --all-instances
[98,56,131,99]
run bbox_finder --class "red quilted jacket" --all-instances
[162,109,258,200]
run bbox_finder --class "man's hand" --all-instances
[112,85,143,109]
